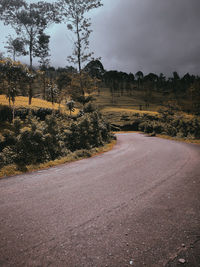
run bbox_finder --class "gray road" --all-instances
[0,133,200,267]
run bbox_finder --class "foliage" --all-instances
[84,60,105,79]
[34,32,51,67]
[0,58,32,120]
[68,72,99,100]
[0,104,61,122]
[4,35,27,61]
[127,110,200,139]
[0,110,113,169]
[0,0,56,68]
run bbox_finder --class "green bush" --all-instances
[128,109,200,139]
[0,110,113,168]
[0,105,61,122]
[0,105,12,122]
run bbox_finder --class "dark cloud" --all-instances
[0,0,200,76]
[91,0,200,76]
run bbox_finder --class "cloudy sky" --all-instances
[0,0,200,76]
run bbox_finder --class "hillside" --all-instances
[0,95,79,115]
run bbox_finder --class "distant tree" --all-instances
[84,60,105,79]
[103,70,121,102]
[47,82,58,107]
[84,60,104,95]
[143,81,153,108]
[57,72,72,92]
[129,73,135,82]
[58,0,103,95]
[173,71,180,81]
[144,73,158,82]
[158,73,166,90]
[65,66,77,74]
[34,32,51,99]
[135,71,143,89]
[56,72,72,105]
[182,73,195,91]
[171,71,181,94]
[188,80,200,113]
[144,73,158,90]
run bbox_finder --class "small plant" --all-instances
[66,100,75,116]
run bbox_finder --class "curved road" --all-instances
[0,133,200,267]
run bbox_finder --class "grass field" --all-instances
[93,87,165,112]
[101,107,158,115]
[0,95,79,115]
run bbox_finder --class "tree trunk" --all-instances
[29,29,33,105]
[12,103,15,123]
[76,16,84,96]
[13,50,16,61]
[29,83,32,105]
[43,73,46,100]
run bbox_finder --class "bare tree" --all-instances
[58,0,103,95]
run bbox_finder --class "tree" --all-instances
[0,0,57,104]
[47,82,58,107]
[135,71,143,89]
[84,60,105,79]
[158,73,166,90]
[57,72,72,92]
[171,71,180,94]
[34,32,51,99]
[65,66,77,74]
[4,35,27,61]
[66,100,75,116]
[0,58,30,121]
[34,31,50,68]
[144,73,158,90]
[58,0,103,95]
[142,81,153,108]
[188,81,200,113]
[56,72,72,107]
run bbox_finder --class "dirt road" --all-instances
[0,133,200,266]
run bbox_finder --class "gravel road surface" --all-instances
[0,133,200,267]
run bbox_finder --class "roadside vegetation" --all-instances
[0,104,115,177]
[102,104,200,142]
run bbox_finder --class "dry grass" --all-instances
[0,140,117,179]
[0,95,79,115]
[101,106,158,115]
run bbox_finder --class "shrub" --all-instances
[0,105,61,122]
[0,109,113,169]
[0,105,12,122]
[83,102,96,113]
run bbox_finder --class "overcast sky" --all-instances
[0,0,200,76]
